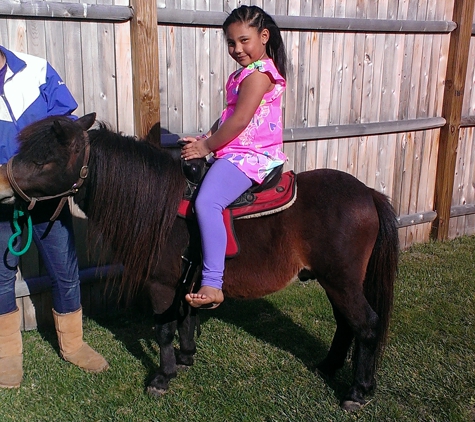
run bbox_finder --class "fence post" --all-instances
[431,0,475,241]
[129,0,160,138]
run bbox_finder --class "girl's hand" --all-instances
[180,137,211,160]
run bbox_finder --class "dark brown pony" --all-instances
[0,114,399,411]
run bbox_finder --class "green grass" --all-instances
[1,236,475,421]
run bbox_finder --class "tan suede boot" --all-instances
[53,307,109,373]
[0,308,23,388]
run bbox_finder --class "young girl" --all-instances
[181,5,287,309]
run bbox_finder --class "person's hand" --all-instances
[180,137,211,160]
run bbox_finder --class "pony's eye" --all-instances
[33,160,45,167]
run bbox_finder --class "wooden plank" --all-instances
[419,128,440,240]
[337,2,353,175]
[394,0,416,247]
[114,13,134,134]
[62,7,85,116]
[97,21,118,128]
[283,27,300,171]
[207,0,224,135]
[432,0,475,240]
[6,13,26,52]
[130,0,160,137]
[0,17,7,42]
[16,298,24,331]
[22,295,38,330]
[400,132,416,247]
[195,0,211,135]
[414,33,436,246]
[164,25,182,132]
[180,0,197,133]
[455,125,471,236]
[80,20,99,116]
[25,20,46,58]
[302,0,323,171]
[464,126,475,235]
[286,1,302,172]
[294,0,312,173]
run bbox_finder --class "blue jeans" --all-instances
[0,203,81,315]
[194,159,253,290]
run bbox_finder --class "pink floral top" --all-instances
[214,59,287,183]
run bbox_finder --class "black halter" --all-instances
[6,132,91,221]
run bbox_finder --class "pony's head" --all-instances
[1,113,96,204]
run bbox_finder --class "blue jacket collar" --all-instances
[0,46,27,75]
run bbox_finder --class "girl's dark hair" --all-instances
[223,5,287,79]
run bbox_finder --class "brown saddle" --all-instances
[177,158,297,257]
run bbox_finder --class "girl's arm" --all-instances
[181,70,273,160]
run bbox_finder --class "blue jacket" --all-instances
[0,46,78,164]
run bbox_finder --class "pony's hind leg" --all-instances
[316,301,354,378]
[321,286,380,411]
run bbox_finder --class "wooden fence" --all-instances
[1,0,475,328]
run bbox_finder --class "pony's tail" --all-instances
[364,190,399,363]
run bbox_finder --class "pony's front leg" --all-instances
[147,318,178,398]
[176,305,197,368]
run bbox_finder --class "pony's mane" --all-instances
[85,122,185,301]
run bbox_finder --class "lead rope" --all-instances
[8,203,33,256]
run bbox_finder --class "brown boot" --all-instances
[53,307,109,373]
[0,308,23,388]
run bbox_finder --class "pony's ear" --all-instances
[77,113,96,131]
[52,120,69,145]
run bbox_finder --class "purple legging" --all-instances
[194,159,252,290]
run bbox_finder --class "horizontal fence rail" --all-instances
[156,8,457,34]
[397,211,437,228]
[0,2,458,35]
[282,117,446,142]
[461,116,475,128]
[163,117,446,144]
[0,0,133,22]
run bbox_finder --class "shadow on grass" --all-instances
[201,297,353,401]
[66,293,354,404]
[29,281,352,404]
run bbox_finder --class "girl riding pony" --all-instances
[181,5,288,309]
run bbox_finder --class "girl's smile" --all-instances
[225,22,269,67]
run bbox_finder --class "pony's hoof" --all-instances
[147,386,167,398]
[341,398,372,412]
[341,400,363,412]
[176,364,191,371]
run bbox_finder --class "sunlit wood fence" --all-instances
[1,0,475,328]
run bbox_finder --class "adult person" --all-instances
[0,45,108,388]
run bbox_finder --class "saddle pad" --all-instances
[233,171,296,219]
[177,171,297,257]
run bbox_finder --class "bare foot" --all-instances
[185,286,224,309]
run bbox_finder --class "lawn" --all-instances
[1,236,474,421]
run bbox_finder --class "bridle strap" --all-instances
[6,132,91,221]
